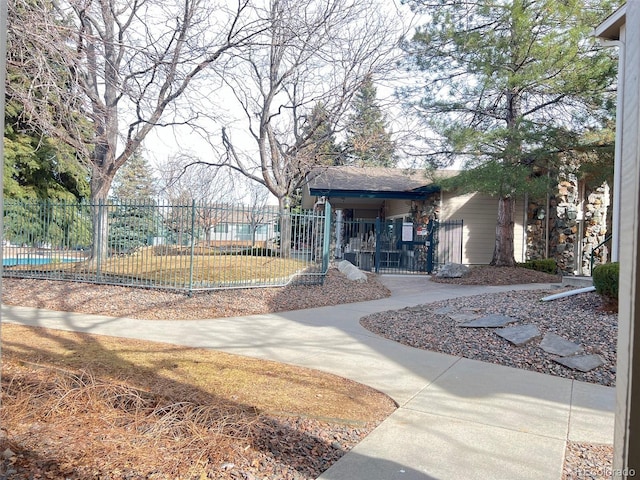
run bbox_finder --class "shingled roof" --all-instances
[306,166,456,199]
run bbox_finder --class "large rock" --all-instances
[337,260,368,283]
[436,263,470,278]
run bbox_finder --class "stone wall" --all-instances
[581,183,610,273]
[551,167,580,274]
[525,170,610,275]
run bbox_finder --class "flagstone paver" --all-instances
[449,305,605,375]
[459,314,520,328]
[448,312,482,323]
[540,333,583,357]
[554,354,605,373]
[434,306,455,315]
[495,324,541,346]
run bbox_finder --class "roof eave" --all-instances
[309,186,439,200]
[595,4,626,41]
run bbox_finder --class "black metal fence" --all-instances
[336,217,464,274]
[2,200,331,292]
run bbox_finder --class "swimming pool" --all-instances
[3,257,81,267]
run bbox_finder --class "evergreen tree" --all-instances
[3,100,91,250]
[402,0,618,265]
[111,152,157,202]
[344,76,396,167]
[109,152,158,254]
[301,102,343,167]
[4,101,89,201]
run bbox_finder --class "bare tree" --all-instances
[7,0,266,259]
[158,154,241,243]
[244,182,274,247]
[192,0,403,254]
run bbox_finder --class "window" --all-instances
[236,224,251,235]
[213,223,229,233]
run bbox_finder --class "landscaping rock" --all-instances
[540,333,583,357]
[554,354,605,372]
[337,260,367,283]
[448,312,482,323]
[434,306,455,315]
[435,263,470,278]
[495,325,541,346]
[459,314,519,328]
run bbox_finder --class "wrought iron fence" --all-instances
[336,216,464,274]
[2,200,331,292]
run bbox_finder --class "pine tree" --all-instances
[344,77,395,167]
[109,152,158,254]
[4,101,89,201]
[112,152,157,202]
[301,102,342,167]
[402,0,618,265]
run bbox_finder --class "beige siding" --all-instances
[440,192,526,265]
[385,199,413,218]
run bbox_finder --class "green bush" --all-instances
[593,262,619,305]
[518,258,557,274]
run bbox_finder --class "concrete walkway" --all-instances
[2,276,615,480]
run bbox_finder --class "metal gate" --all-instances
[338,217,463,274]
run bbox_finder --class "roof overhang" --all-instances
[595,4,626,40]
[309,185,439,201]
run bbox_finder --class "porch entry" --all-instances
[337,216,464,274]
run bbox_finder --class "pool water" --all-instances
[3,257,79,266]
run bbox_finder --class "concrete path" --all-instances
[2,276,615,480]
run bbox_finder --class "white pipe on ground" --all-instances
[541,286,596,302]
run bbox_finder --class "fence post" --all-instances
[374,217,381,273]
[427,220,438,274]
[322,201,332,273]
[188,200,196,295]
[96,200,103,281]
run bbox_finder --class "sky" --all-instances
[143,0,425,205]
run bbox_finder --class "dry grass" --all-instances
[8,250,310,285]
[1,324,396,479]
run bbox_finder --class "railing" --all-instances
[590,234,613,275]
[2,200,330,292]
[336,217,463,274]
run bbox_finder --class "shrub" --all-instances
[593,262,619,306]
[518,258,557,274]
[237,247,279,257]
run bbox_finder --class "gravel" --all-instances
[360,288,617,386]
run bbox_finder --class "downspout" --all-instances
[541,286,596,301]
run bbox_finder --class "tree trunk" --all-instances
[278,197,292,258]
[491,195,516,266]
[89,170,113,264]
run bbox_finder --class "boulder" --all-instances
[337,260,368,282]
[435,262,470,278]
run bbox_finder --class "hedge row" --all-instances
[517,258,558,274]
